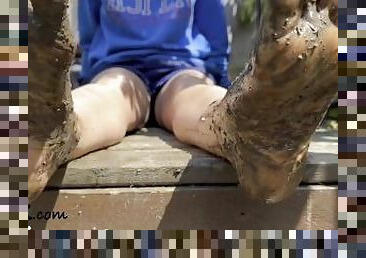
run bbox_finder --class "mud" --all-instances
[28,0,79,202]
[206,0,338,203]
[28,0,337,204]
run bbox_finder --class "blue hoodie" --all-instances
[78,0,231,88]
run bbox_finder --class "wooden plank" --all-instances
[48,128,337,188]
[111,128,337,153]
[29,185,337,230]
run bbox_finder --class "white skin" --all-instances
[70,18,338,159]
[70,67,226,160]
[29,0,338,203]
[28,66,225,200]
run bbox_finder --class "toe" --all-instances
[316,0,338,25]
[272,0,302,12]
[260,0,304,39]
[317,0,338,9]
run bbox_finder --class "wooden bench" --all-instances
[29,128,338,230]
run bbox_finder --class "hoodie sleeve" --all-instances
[193,0,231,87]
[78,0,101,52]
[194,0,230,57]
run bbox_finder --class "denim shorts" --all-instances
[120,65,215,96]
[125,65,216,126]
[71,63,219,125]
[73,63,216,93]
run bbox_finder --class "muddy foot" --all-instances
[206,0,337,203]
[28,0,79,202]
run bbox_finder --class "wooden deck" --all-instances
[29,128,338,230]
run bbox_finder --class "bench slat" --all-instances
[48,128,337,188]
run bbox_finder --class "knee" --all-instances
[123,81,151,130]
[155,83,226,131]
[92,68,151,129]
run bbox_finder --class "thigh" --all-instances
[71,67,151,158]
[154,69,227,132]
[74,67,151,131]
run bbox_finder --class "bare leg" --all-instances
[155,70,226,157]
[71,68,150,159]
[156,0,337,203]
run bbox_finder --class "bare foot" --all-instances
[28,0,79,202]
[204,0,337,203]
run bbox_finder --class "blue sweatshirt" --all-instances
[78,0,231,87]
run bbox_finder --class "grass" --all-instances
[239,0,257,25]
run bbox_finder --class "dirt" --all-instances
[205,0,338,203]
[28,0,79,202]
[28,0,338,204]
